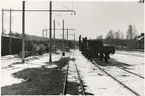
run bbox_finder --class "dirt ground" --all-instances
[1,57,80,95]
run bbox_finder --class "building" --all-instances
[134,33,144,49]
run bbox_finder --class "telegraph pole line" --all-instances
[53,20,56,51]
[74,33,75,49]
[22,1,25,63]
[62,20,65,56]
[1,9,4,54]
[6,1,76,63]
[79,35,81,51]
[49,1,52,63]
[42,29,44,39]
[2,9,4,36]
[43,29,45,41]
[46,29,47,38]
[67,28,68,47]
[9,9,12,55]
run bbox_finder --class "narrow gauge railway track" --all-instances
[92,61,140,96]
[119,67,144,79]
[62,60,85,95]
[94,59,144,79]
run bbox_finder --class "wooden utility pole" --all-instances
[42,29,44,38]
[53,20,56,51]
[1,9,3,36]
[1,9,4,54]
[74,33,75,49]
[22,1,25,63]
[67,28,68,47]
[49,1,52,63]
[79,35,81,51]
[46,29,47,38]
[9,9,12,55]
[62,20,65,56]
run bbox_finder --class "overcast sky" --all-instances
[0,0,144,40]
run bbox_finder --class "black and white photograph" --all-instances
[0,0,144,95]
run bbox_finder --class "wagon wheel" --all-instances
[105,58,108,62]
[104,54,110,62]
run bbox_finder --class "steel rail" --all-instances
[74,62,85,95]
[62,62,69,95]
[92,61,140,96]
[119,67,144,79]
[95,59,144,79]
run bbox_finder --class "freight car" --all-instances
[1,35,22,56]
[1,35,49,57]
[79,36,115,62]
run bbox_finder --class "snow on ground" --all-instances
[100,66,144,96]
[73,50,136,96]
[1,54,21,68]
[1,49,144,95]
[109,50,144,96]
[111,50,144,77]
[1,51,62,87]
[63,50,79,83]
[67,61,79,83]
[116,50,144,57]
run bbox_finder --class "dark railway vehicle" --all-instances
[1,35,22,56]
[79,36,115,62]
[1,35,49,57]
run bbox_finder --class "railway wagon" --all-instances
[80,37,115,62]
[1,35,22,56]
[1,35,49,57]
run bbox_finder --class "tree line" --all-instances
[105,24,138,40]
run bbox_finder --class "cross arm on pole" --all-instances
[60,34,74,35]
[44,28,76,31]
[3,9,76,15]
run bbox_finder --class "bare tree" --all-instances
[133,23,138,38]
[115,30,121,39]
[126,24,134,39]
[106,30,114,39]
[120,31,125,39]
[97,35,103,39]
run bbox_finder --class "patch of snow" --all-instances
[111,52,144,77]
[1,69,24,87]
[116,50,144,57]
[67,61,79,83]
[45,64,57,68]
[72,50,136,96]
[101,66,144,96]
[1,52,62,87]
